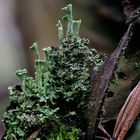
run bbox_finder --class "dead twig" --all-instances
[98,123,112,140]
[85,22,134,140]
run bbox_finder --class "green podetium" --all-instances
[16,69,27,92]
[62,4,73,35]
[35,60,45,87]
[57,4,81,42]
[30,42,40,59]
[56,20,64,42]
[73,20,81,38]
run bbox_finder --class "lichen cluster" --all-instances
[4,4,105,140]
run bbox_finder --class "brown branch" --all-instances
[85,23,134,140]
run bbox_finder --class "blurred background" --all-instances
[0,0,127,129]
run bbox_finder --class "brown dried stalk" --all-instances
[85,22,134,140]
[113,81,140,140]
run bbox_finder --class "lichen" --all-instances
[3,4,105,140]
